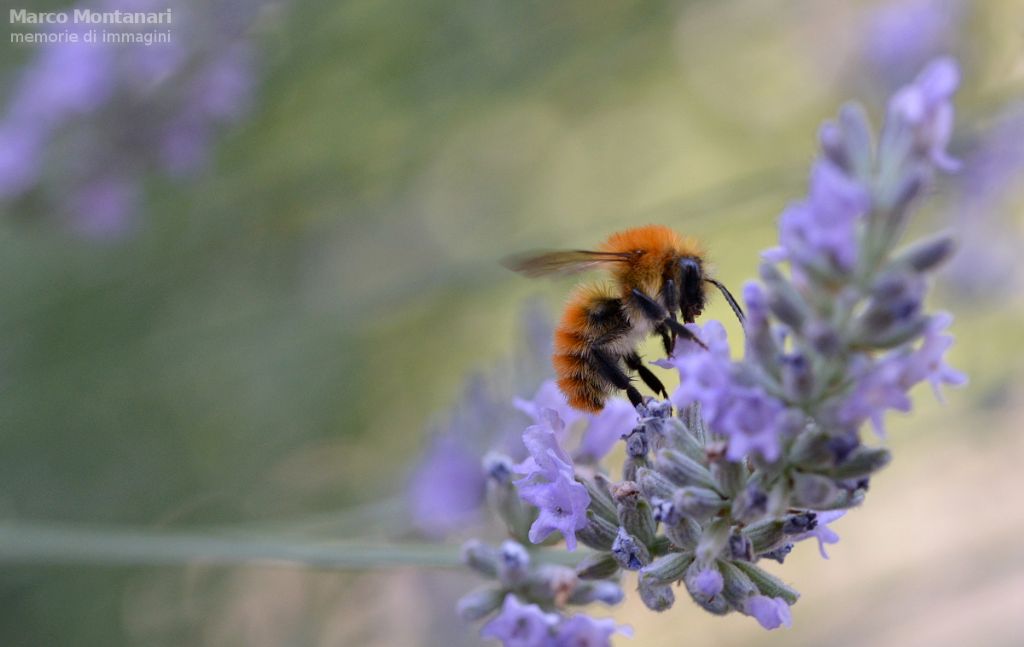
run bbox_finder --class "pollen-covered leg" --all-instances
[625,352,668,399]
[589,348,643,408]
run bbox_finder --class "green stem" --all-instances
[0,520,464,570]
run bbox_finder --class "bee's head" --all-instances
[676,256,706,322]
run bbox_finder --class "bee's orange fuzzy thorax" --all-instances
[598,224,703,258]
[599,225,704,297]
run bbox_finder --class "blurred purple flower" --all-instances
[67,175,140,240]
[767,160,870,273]
[943,105,1024,299]
[862,0,962,90]
[0,0,267,237]
[480,595,558,647]
[408,435,486,538]
[743,595,792,630]
[888,56,960,171]
[0,126,43,199]
[554,614,631,647]
[791,510,844,559]
[839,312,964,435]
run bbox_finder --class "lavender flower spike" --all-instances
[458,56,966,641]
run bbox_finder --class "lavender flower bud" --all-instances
[568,580,624,606]
[717,560,760,611]
[759,264,810,333]
[662,512,702,551]
[611,527,650,571]
[682,559,730,615]
[807,320,842,357]
[483,452,514,485]
[574,552,620,580]
[611,481,657,547]
[668,417,706,462]
[766,479,792,519]
[791,431,860,469]
[636,467,675,501]
[894,233,955,273]
[682,403,708,446]
[792,472,840,508]
[624,426,649,458]
[783,512,818,535]
[461,539,499,578]
[580,475,618,525]
[732,484,769,524]
[838,102,874,180]
[456,586,505,621]
[743,519,786,555]
[674,486,728,522]
[853,272,928,347]
[819,120,849,171]
[655,448,718,491]
[577,510,619,551]
[484,454,533,541]
[637,574,676,612]
[760,543,793,564]
[830,446,892,479]
[640,552,694,586]
[711,458,746,498]
[728,532,755,562]
[733,560,801,604]
[622,455,649,482]
[781,353,814,402]
[497,540,531,586]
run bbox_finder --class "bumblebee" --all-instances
[506,225,744,412]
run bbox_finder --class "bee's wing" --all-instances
[502,249,634,278]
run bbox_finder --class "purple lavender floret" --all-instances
[657,322,794,462]
[554,614,631,647]
[516,380,636,463]
[743,595,793,630]
[791,511,845,559]
[480,595,559,647]
[886,56,961,171]
[513,412,591,551]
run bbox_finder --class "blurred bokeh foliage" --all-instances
[0,0,1021,645]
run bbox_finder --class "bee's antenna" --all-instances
[705,278,745,326]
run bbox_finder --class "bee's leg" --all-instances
[655,323,673,357]
[590,348,644,408]
[625,352,668,399]
[631,289,708,350]
[661,279,680,354]
[705,278,746,326]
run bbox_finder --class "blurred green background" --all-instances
[0,0,1022,645]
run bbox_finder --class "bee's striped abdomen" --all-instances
[553,284,630,412]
